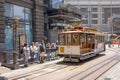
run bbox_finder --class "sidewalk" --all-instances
[0,63,11,74]
[0,58,63,79]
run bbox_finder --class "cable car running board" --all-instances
[63,57,79,62]
[80,52,96,60]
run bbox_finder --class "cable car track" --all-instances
[2,48,120,80]
[8,64,69,80]
[66,48,120,80]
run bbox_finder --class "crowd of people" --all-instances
[21,40,58,67]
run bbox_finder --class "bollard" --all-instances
[2,51,7,63]
[1,51,19,69]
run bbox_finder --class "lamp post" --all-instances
[13,17,19,65]
[88,0,91,28]
[13,17,19,52]
[110,0,113,46]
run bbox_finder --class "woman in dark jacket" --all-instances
[39,42,45,63]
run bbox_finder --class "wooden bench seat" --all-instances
[80,48,91,54]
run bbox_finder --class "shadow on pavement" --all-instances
[0,76,8,80]
[56,54,106,66]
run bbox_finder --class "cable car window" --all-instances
[59,34,65,45]
[72,34,79,45]
[66,34,71,45]
[87,34,92,43]
[80,34,86,43]
[80,33,87,49]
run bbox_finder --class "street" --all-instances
[1,45,120,80]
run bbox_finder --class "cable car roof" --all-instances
[59,26,104,35]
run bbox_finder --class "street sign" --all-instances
[19,34,26,46]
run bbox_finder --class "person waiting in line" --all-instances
[30,42,36,63]
[51,43,56,60]
[51,43,56,52]
[35,42,40,63]
[41,40,46,49]
[23,43,30,67]
[46,43,51,61]
[39,42,45,63]
[55,40,58,50]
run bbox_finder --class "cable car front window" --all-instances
[66,34,71,45]
[72,34,79,45]
[59,34,65,45]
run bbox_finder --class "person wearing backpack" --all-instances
[19,46,23,59]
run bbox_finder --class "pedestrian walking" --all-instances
[23,43,30,67]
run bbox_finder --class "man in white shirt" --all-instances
[23,43,30,67]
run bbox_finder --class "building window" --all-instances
[91,8,98,12]
[14,5,24,20]
[25,8,32,21]
[102,20,106,24]
[80,8,88,12]
[82,20,88,24]
[92,20,98,24]
[92,14,98,18]
[52,0,63,9]
[4,3,13,17]
[5,3,32,21]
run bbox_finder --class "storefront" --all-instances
[4,3,32,50]
[0,0,44,52]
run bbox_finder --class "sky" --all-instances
[52,0,62,4]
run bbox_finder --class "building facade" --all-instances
[0,0,44,52]
[64,0,120,34]
[45,0,82,43]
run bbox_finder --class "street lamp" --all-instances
[13,17,20,65]
[13,17,19,52]
[88,0,91,27]
[110,0,113,46]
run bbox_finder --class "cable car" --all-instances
[57,26,105,62]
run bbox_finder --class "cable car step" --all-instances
[80,53,96,60]
[63,57,79,62]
